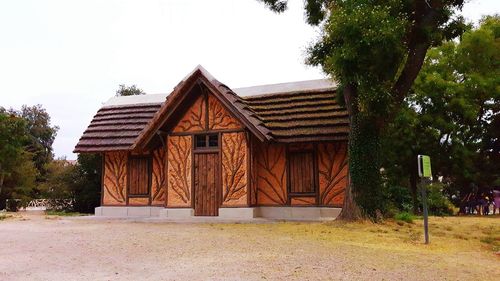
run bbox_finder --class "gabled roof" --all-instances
[74,65,348,153]
[132,65,271,151]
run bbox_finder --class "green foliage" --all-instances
[0,112,28,187]
[70,154,102,213]
[0,112,38,209]
[6,151,38,204]
[394,212,414,223]
[308,1,407,115]
[349,113,385,218]
[15,105,58,178]
[382,16,500,213]
[385,184,413,213]
[39,159,76,200]
[422,183,454,216]
[115,84,145,96]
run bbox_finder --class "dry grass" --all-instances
[0,213,498,280]
[214,215,500,254]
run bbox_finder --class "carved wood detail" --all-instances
[208,95,241,130]
[151,147,167,205]
[173,95,206,132]
[318,142,348,206]
[128,197,149,206]
[221,132,247,206]
[167,135,192,207]
[254,142,287,205]
[291,197,316,205]
[103,152,127,205]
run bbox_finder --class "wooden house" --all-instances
[74,66,349,219]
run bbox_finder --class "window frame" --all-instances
[193,133,219,151]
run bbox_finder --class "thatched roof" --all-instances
[74,101,163,153]
[240,89,349,142]
[74,66,348,153]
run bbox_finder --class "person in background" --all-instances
[482,194,490,215]
[493,190,500,215]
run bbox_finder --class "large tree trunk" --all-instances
[338,84,363,220]
[338,84,384,221]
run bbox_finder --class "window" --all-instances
[195,134,218,149]
[208,134,218,147]
[128,157,150,196]
[195,135,206,148]
[289,151,315,194]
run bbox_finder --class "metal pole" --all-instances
[420,179,429,244]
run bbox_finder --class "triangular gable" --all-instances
[133,65,271,151]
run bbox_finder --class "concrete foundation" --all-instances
[95,206,163,217]
[95,206,341,220]
[218,207,257,219]
[257,207,341,220]
[159,208,194,218]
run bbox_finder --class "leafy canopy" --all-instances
[116,84,145,96]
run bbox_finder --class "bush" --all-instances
[386,184,413,212]
[5,199,21,212]
[394,212,415,223]
[70,154,102,213]
[423,183,454,216]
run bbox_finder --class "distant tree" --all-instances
[0,112,28,199]
[260,0,467,220]
[382,15,500,212]
[115,84,145,96]
[6,105,59,180]
[0,111,38,209]
[39,158,75,200]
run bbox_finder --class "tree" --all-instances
[0,111,38,209]
[383,15,499,211]
[39,158,75,200]
[70,154,102,213]
[8,105,59,180]
[259,0,466,220]
[115,84,145,96]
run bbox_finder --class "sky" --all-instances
[1,0,498,160]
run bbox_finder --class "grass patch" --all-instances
[45,210,87,217]
[0,213,11,221]
[394,212,415,223]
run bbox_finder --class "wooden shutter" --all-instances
[129,157,150,196]
[289,151,315,194]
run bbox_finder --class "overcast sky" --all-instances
[1,0,498,160]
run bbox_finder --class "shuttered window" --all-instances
[289,151,315,194]
[128,157,150,196]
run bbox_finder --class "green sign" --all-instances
[418,155,432,178]
[422,155,432,177]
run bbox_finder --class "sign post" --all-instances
[417,155,432,244]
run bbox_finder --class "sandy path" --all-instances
[0,213,498,280]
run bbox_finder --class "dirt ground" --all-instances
[1,212,498,281]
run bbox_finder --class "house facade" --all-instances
[74,66,349,219]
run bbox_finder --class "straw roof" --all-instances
[74,103,163,152]
[241,89,349,142]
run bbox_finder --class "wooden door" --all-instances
[194,153,220,216]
